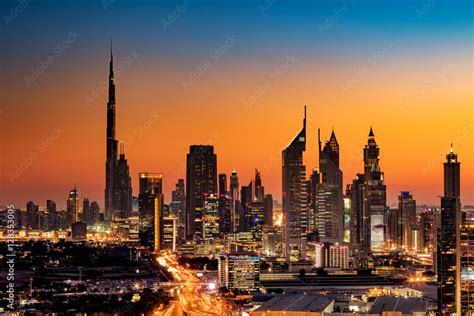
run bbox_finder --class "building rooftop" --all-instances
[369,297,428,313]
[255,294,334,312]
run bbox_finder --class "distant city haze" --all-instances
[1,0,472,208]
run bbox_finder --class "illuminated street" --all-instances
[156,253,236,316]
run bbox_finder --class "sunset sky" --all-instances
[1,0,473,209]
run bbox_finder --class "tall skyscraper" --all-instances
[219,173,227,196]
[105,43,118,220]
[66,185,79,226]
[307,169,320,236]
[185,145,217,240]
[82,196,90,223]
[104,44,132,220]
[26,201,39,230]
[46,200,58,230]
[317,129,343,243]
[361,128,386,256]
[218,173,232,234]
[90,201,100,226]
[138,172,163,251]
[263,194,273,227]
[203,194,220,243]
[349,173,364,248]
[282,107,307,261]
[437,145,461,315]
[171,179,186,240]
[242,169,266,232]
[399,191,416,250]
[230,170,240,232]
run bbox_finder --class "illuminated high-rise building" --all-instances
[138,172,163,251]
[437,145,461,315]
[90,201,100,226]
[313,242,349,269]
[203,194,220,243]
[242,169,267,233]
[66,185,79,227]
[82,196,90,223]
[229,170,240,232]
[26,201,39,230]
[461,221,474,314]
[218,173,232,234]
[349,173,364,248]
[186,145,217,239]
[361,128,386,256]
[46,200,59,230]
[307,169,320,236]
[343,195,351,243]
[162,216,177,251]
[399,191,416,250]
[420,207,440,252]
[262,225,284,257]
[282,106,307,261]
[246,201,265,243]
[218,253,260,293]
[317,128,343,243]
[171,178,186,240]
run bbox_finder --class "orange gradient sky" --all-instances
[1,0,472,209]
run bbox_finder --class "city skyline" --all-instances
[2,0,473,208]
[2,1,473,314]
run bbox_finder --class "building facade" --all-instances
[186,145,217,240]
[437,145,461,315]
[282,107,308,261]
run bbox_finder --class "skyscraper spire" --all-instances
[304,105,307,129]
[369,126,374,137]
[120,142,124,155]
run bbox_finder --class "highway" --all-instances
[154,253,237,316]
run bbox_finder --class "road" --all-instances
[154,253,236,316]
